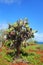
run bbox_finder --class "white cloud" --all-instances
[0,23,8,29]
[34,33,43,42]
[0,0,22,5]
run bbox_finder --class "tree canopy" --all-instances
[4,18,37,57]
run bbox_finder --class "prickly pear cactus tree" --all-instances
[4,18,37,58]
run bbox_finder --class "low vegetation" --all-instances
[0,43,43,65]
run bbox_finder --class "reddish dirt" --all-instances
[11,62,34,65]
[39,56,43,63]
[11,62,28,65]
[36,50,43,55]
[28,48,43,55]
[0,48,2,52]
[40,56,43,58]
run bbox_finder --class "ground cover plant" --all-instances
[0,44,43,65]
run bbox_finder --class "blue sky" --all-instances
[0,0,43,42]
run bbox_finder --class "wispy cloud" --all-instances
[34,33,43,42]
[0,23,8,29]
[0,0,22,5]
